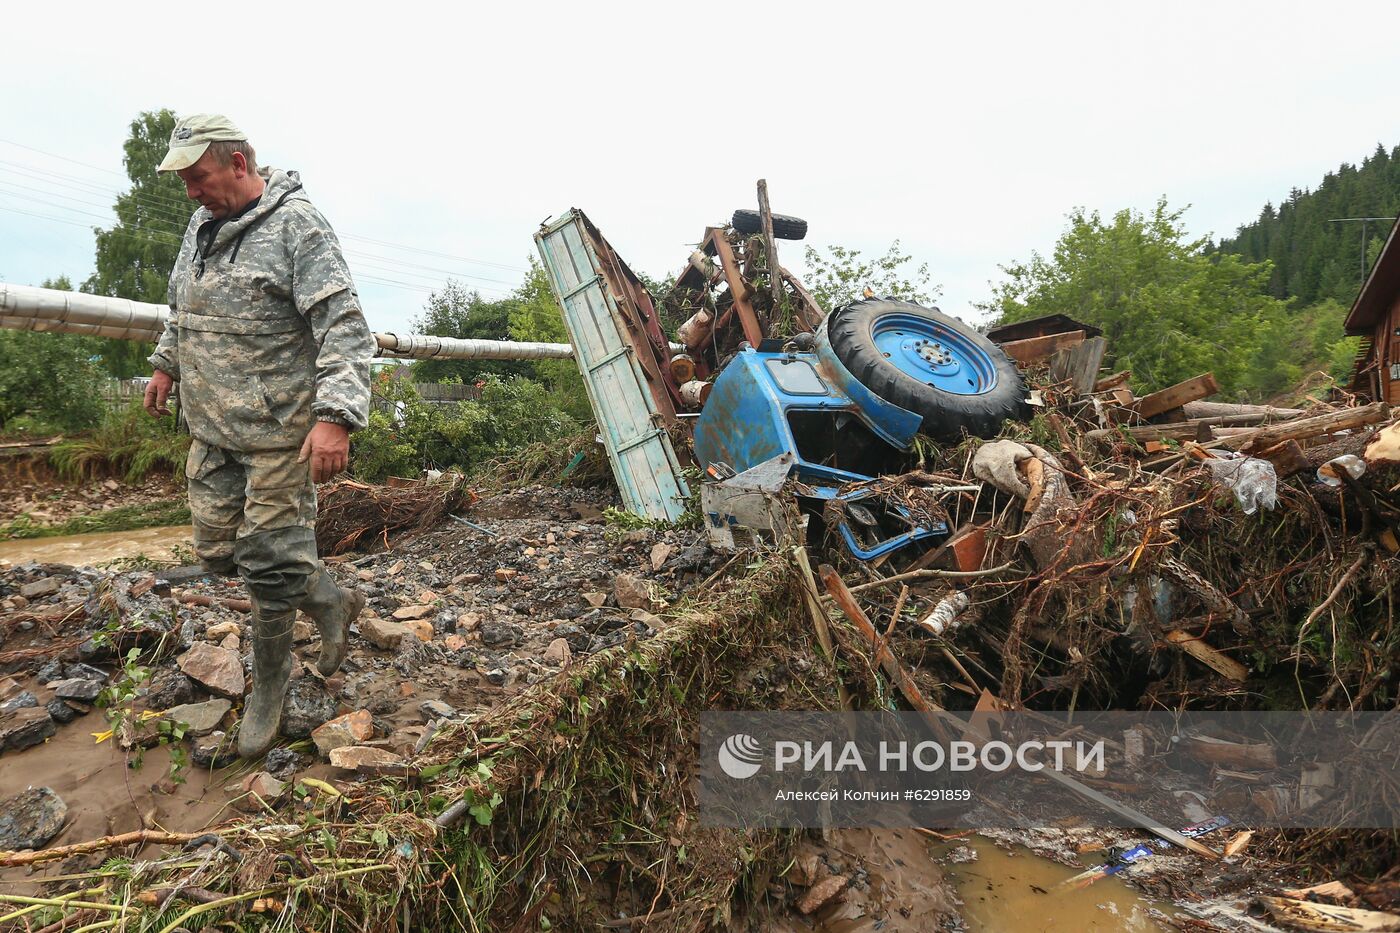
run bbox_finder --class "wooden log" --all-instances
[1086,414,1282,444]
[1134,373,1219,420]
[1000,330,1086,365]
[1256,439,1312,478]
[1165,630,1248,681]
[1182,400,1303,420]
[1225,402,1391,453]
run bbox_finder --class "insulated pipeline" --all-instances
[0,282,576,362]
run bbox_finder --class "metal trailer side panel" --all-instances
[534,211,690,522]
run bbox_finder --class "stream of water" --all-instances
[0,525,193,566]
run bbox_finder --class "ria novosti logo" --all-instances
[717,733,764,779]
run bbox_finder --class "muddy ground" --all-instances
[0,474,1372,931]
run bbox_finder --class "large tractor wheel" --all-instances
[828,298,1029,440]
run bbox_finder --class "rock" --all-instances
[177,643,245,698]
[236,772,287,810]
[282,678,339,739]
[419,699,456,721]
[418,560,435,572]
[141,669,197,710]
[391,604,433,621]
[361,616,410,651]
[456,612,481,631]
[387,560,405,576]
[264,747,305,780]
[8,595,28,610]
[50,678,103,703]
[190,731,238,769]
[649,542,675,571]
[0,787,67,850]
[623,529,651,545]
[543,638,572,667]
[444,634,467,651]
[0,706,55,751]
[46,699,78,724]
[454,572,483,585]
[797,874,850,914]
[0,691,38,713]
[63,663,108,683]
[407,620,434,643]
[494,568,518,583]
[292,620,315,643]
[582,592,608,608]
[219,633,241,652]
[329,745,407,772]
[629,609,663,628]
[35,661,64,684]
[205,620,241,640]
[0,677,22,699]
[162,698,231,736]
[311,709,374,757]
[613,574,654,611]
[479,619,522,648]
[484,668,508,687]
[19,577,61,599]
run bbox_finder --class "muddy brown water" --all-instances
[0,525,193,566]
[942,837,1175,931]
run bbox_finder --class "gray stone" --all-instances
[479,619,522,648]
[282,678,339,739]
[0,691,38,714]
[0,787,67,849]
[46,699,78,724]
[50,679,103,703]
[63,663,108,683]
[419,699,456,722]
[141,669,197,710]
[484,667,508,687]
[35,661,64,684]
[19,577,61,599]
[0,706,55,751]
[190,731,238,769]
[264,747,305,780]
[162,699,231,736]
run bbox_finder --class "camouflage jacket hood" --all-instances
[150,167,376,452]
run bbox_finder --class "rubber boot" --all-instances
[236,608,295,759]
[298,566,364,677]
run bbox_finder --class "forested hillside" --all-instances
[1215,143,1400,304]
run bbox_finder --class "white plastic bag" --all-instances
[1204,455,1277,515]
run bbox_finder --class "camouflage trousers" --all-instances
[185,439,320,614]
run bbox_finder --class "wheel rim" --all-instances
[870,313,999,396]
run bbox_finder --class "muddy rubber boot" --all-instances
[236,609,295,760]
[299,566,364,677]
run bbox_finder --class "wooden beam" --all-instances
[1085,413,1293,444]
[1166,630,1248,681]
[1134,373,1219,420]
[999,330,1085,365]
[1226,402,1392,453]
[1093,369,1132,392]
[708,229,765,348]
[1182,400,1303,421]
[1049,336,1108,394]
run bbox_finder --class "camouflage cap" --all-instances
[157,114,247,172]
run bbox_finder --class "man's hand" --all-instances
[144,370,174,417]
[299,421,351,483]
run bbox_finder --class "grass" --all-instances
[0,500,191,540]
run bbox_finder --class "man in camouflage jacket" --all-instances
[144,114,374,758]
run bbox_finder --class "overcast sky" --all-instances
[3,1,1399,335]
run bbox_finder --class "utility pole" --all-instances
[1328,217,1397,283]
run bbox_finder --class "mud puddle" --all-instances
[0,525,192,565]
[942,836,1176,931]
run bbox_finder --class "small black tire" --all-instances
[731,209,808,240]
[828,298,1029,440]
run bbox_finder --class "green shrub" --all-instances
[0,330,107,435]
[351,373,581,482]
[50,400,190,483]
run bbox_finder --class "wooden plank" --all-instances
[708,229,765,348]
[793,547,851,710]
[1134,373,1219,420]
[999,330,1085,365]
[1093,369,1132,392]
[1049,336,1107,394]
